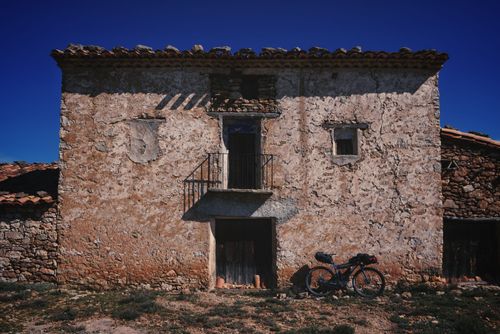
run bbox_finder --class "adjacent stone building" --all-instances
[441,127,500,283]
[51,44,448,289]
[0,163,59,282]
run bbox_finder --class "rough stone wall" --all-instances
[263,68,442,284]
[59,67,219,289]
[441,137,500,218]
[0,204,58,282]
[58,65,442,288]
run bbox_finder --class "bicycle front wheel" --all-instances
[352,267,385,298]
[305,266,335,297]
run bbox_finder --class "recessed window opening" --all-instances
[240,76,259,100]
[334,128,357,155]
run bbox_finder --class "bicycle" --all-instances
[305,252,385,298]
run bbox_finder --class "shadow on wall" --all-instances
[0,169,59,199]
[61,67,438,110]
[155,93,211,111]
[289,265,311,291]
[182,191,272,222]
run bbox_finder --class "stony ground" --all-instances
[0,282,499,333]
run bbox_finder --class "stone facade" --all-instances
[441,128,500,218]
[53,45,447,289]
[440,128,500,282]
[0,204,58,282]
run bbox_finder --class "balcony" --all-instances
[183,153,274,212]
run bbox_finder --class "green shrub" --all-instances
[0,321,22,333]
[284,325,355,334]
[0,282,26,292]
[0,290,31,302]
[51,307,77,321]
[18,298,48,309]
[454,316,492,334]
[26,283,56,292]
[173,292,199,303]
[332,325,355,334]
[111,290,162,320]
[118,290,158,304]
[112,308,141,320]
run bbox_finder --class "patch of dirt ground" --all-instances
[0,282,499,333]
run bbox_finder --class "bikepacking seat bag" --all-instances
[349,253,378,265]
[315,252,333,264]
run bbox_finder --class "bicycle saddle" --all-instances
[315,252,335,264]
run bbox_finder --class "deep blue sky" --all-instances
[0,0,499,162]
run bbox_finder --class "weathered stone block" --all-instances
[39,268,56,276]
[0,257,10,266]
[35,250,49,258]
[5,231,23,240]
[6,251,22,259]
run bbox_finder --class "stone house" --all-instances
[0,162,58,282]
[441,127,500,283]
[50,44,449,290]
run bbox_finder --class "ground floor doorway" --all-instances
[443,219,500,283]
[215,218,276,288]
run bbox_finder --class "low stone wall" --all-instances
[0,204,58,282]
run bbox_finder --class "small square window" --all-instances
[334,128,358,155]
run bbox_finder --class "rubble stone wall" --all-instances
[0,204,58,282]
[441,138,500,218]
[265,68,442,284]
[58,65,442,289]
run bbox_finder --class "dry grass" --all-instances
[0,282,498,333]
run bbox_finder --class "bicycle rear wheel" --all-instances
[305,266,335,297]
[352,267,385,298]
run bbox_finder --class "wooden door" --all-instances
[217,240,256,285]
[216,219,274,286]
[443,220,499,283]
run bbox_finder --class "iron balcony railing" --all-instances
[183,153,274,212]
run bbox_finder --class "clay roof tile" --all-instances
[441,128,500,149]
[52,45,448,70]
[0,162,58,206]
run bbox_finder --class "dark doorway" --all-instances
[443,219,499,283]
[228,133,257,189]
[216,218,275,287]
[224,119,261,189]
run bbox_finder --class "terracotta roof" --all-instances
[441,128,500,149]
[0,192,55,205]
[52,44,448,70]
[0,162,58,206]
[0,162,57,182]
